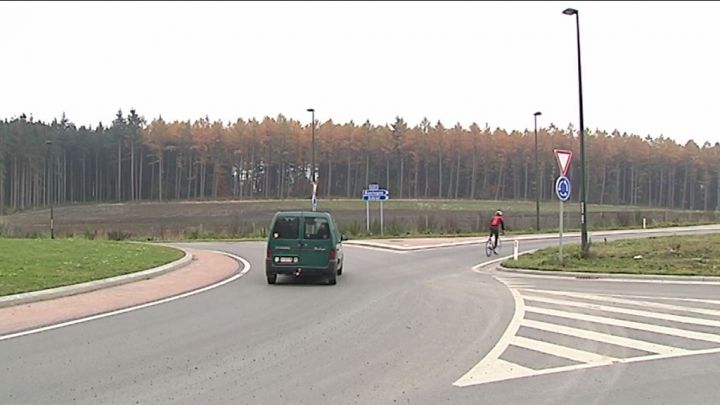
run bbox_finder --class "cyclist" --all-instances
[489,210,505,254]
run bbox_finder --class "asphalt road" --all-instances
[2,228,720,404]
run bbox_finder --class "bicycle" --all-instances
[485,233,503,257]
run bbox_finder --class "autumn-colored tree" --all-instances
[2,110,720,215]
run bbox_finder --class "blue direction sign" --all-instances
[555,176,571,201]
[362,188,389,201]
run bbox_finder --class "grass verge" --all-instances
[0,239,184,296]
[503,233,720,276]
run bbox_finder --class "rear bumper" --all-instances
[266,259,337,276]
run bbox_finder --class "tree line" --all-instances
[1,110,719,215]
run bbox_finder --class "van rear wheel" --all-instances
[327,271,336,285]
[267,274,277,284]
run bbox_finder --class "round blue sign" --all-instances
[555,176,571,201]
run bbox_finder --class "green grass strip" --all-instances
[504,233,720,276]
[0,239,184,296]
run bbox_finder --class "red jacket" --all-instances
[490,215,505,230]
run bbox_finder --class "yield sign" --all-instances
[554,149,573,177]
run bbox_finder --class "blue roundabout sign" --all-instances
[555,176,571,202]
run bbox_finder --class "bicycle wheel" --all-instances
[485,238,493,257]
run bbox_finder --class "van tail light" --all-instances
[329,249,337,261]
[266,247,272,259]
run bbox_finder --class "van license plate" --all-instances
[279,257,295,264]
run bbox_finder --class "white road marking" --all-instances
[523,289,720,318]
[462,238,720,387]
[605,294,720,307]
[344,244,409,254]
[500,282,536,289]
[460,347,720,387]
[453,277,526,387]
[454,359,536,386]
[521,319,690,355]
[523,294,720,328]
[511,335,618,363]
[471,254,518,271]
[525,305,720,344]
[666,298,720,305]
[458,273,720,387]
[0,252,251,342]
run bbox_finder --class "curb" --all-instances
[496,263,720,282]
[344,224,720,252]
[0,246,193,309]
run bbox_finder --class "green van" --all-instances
[266,211,347,285]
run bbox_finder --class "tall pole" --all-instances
[307,108,317,211]
[534,111,542,232]
[45,140,55,239]
[380,200,384,236]
[564,8,589,255]
[559,200,564,263]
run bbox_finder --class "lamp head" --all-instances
[563,8,578,15]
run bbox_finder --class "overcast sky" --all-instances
[1,1,718,145]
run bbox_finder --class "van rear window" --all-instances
[272,216,299,239]
[304,217,330,240]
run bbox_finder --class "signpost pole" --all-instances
[555,175,570,264]
[380,200,384,236]
[554,150,574,265]
[559,200,564,264]
[366,199,370,233]
[362,183,388,236]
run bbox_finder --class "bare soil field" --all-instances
[1,199,716,240]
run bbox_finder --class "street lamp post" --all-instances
[45,140,55,239]
[534,111,542,232]
[307,108,317,211]
[563,7,589,255]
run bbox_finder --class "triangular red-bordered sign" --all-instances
[554,149,573,177]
